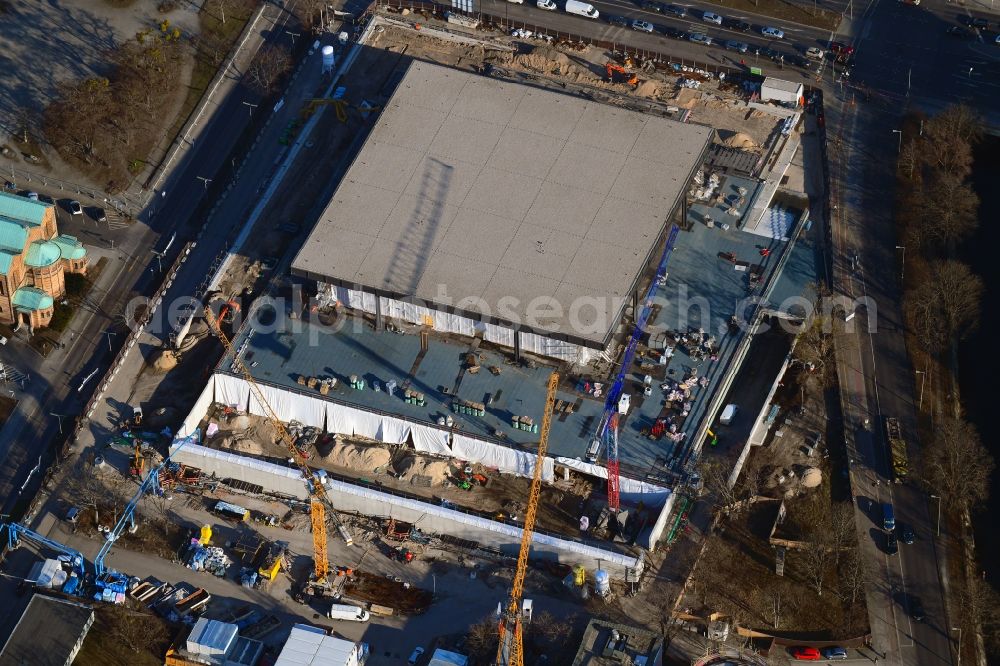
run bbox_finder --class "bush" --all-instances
[49,303,74,333]
[64,272,88,299]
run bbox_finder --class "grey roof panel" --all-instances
[292,61,712,347]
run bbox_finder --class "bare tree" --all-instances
[828,502,855,567]
[800,529,831,596]
[740,451,766,499]
[916,172,980,248]
[532,610,572,646]
[210,0,234,24]
[13,105,40,145]
[296,0,327,29]
[700,459,740,509]
[793,315,838,387]
[43,77,114,164]
[245,45,292,95]
[961,577,1000,657]
[466,617,499,663]
[105,605,167,653]
[905,261,983,354]
[840,546,870,607]
[921,417,993,511]
[922,104,983,178]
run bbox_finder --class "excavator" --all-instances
[605,62,639,88]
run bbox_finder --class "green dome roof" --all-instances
[24,240,61,268]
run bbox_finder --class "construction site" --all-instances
[0,6,823,665]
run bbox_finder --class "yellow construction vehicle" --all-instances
[300,98,382,124]
[496,372,558,666]
[204,304,351,595]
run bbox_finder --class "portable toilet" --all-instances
[594,569,610,597]
[720,404,738,425]
[200,525,213,545]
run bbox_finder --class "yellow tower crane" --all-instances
[204,305,349,590]
[496,371,559,666]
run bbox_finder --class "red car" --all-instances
[790,646,822,661]
[829,41,855,56]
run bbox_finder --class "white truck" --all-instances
[328,604,371,622]
[565,0,599,18]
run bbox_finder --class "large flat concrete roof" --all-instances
[292,60,712,348]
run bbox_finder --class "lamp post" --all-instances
[50,412,66,435]
[242,101,258,120]
[892,129,902,153]
[196,176,212,190]
[931,494,942,537]
[895,245,905,282]
[952,626,962,666]
[915,369,925,411]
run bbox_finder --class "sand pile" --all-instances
[717,130,759,151]
[221,436,266,456]
[635,80,667,99]
[502,46,601,85]
[152,350,178,372]
[323,442,391,471]
[396,455,450,486]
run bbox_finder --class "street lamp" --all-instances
[892,129,902,153]
[915,369,926,411]
[242,101,258,120]
[952,626,962,666]
[931,494,942,537]
[50,412,66,435]
[196,176,212,191]
[895,245,905,282]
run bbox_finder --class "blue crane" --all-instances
[94,428,200,576]
[596,225,680,511]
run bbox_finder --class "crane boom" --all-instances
[598,224,679,511]
[496,371,559,666]
[204,305,343,583]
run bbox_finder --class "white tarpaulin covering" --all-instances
[248,381,326,429]
[411,423,451,455]
[380,416,412,444]
[325,401,384,440]
[215,373,250,411]
[182,376,215,437]
[329,284,595,363]
[452,434,555,482]
[555,457,671,502]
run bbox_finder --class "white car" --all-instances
[26,192,39,201]
[407,647,425,665]
[805,46,825,60]
[537,0,556,9]
[507,0,524,4]
[761,26,785,38]
[702,11,723,24]
[631,19,655,32]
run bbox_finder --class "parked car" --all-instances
[882,502,895,530]
[89,207,108,223]
[723,17,751,31]
[886,531,899,554]
[899,523,915,544]
[69,200,83,215]
[663,3,686,16]
[969,16,988,28]
[805,46,825,60]
[407,647,425,665]
[641,0,665,11]
[631,19,655,32]
[26,191,39,201]
[662,25,686,38]
[724,39,749,53]
[688,32,712,45]
[761,26,785,38]
[702,11,723,24]
[789,646,822,661]
[507,0,524,4]
[608,14,630,26]
[822,646,849,660]
[537,0,556,10]
[830,41,854,56]
[947,25,975,38]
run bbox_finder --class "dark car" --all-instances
[947,25,975,39]
[723,17,751,31]
[663,3,686,16]
[608,14,630,26]
[886,531,898,554]
[968,16,988,28]
[909,595,926,622]
[899,523,915,544]
[663,25,686,38]
[642,0,665,11]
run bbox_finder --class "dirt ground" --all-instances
[201,408,605,542]
[367,20,784,149]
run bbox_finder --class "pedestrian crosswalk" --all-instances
[105,210,131,230]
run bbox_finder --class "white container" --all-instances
[594,569,610,596]
[321,45,336,73]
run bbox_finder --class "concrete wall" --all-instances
[171,442,643,576]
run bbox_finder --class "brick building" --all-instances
[0,192,88,330]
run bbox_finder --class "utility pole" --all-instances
[915,369,925,411]
[931,494,942,537]
[952,626,962,666]
[895,245,905,282]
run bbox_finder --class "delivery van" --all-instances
[882,503,895,531]
[565,0,599,17]
[328,604,371,622]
